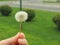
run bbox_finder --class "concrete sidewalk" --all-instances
[9,1,60,9]
[0,1,60,12]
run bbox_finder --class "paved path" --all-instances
[0,0,60,12]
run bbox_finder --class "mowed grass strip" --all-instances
[0,7,60,45]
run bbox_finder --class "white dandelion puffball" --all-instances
[15,11,28,22]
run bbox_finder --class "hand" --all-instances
[0,32,28,45]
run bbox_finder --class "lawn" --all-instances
[0,7,60,45]
[0,0,9,1]
[0,0,15,1]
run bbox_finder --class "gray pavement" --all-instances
[0,0,60,12]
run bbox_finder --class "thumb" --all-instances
[0,32,20,45]
[7,32,20,43]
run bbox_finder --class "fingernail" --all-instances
[19,32,25,39]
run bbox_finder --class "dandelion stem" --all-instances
[20,22,23,32]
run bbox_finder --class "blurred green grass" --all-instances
[0,0,15,1]
[0,7,60,45]
[0,0,9,1]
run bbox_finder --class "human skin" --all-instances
[0,32,28,45]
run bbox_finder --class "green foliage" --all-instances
[0,5,12,16]
[23,9,35,22]
[53,14,60,30]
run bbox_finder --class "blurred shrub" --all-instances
[0,5,12,16]
[57,0,60,2]
[53,14,60,30]
[23,9,35,22]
